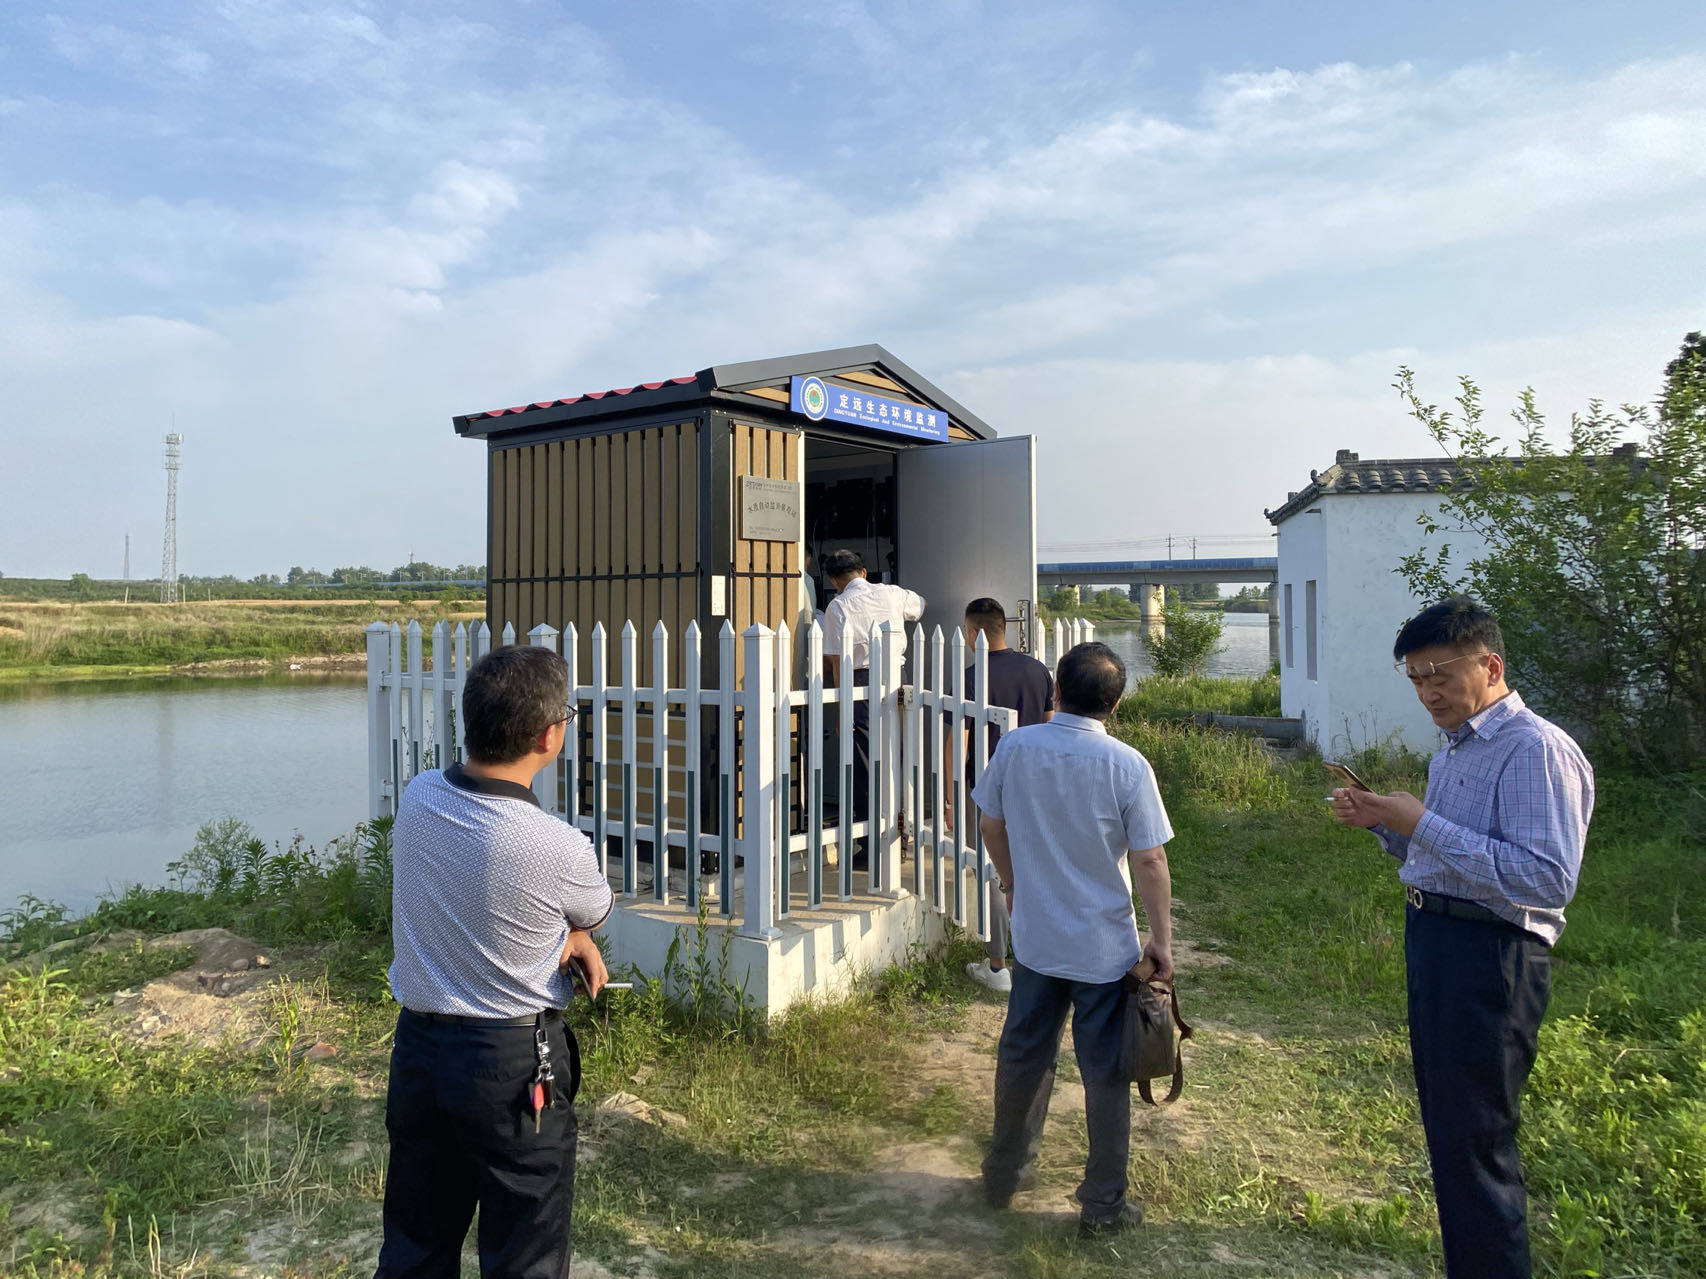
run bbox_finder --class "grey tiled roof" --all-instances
[1265,450,1470,525]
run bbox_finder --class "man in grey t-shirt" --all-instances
[972,641,1174,1236]
[377,645,612,1279]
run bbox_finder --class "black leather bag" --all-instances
[1119,964,1193,1105]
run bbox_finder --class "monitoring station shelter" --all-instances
[456,345,1038,676]
[420,345,1045,1010]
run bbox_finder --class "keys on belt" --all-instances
[529,1014,556,1134]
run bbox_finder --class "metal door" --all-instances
[895,435,1037,651]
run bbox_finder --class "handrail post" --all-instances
[366,622,393,818]
[739,624,781,938]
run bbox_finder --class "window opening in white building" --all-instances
[1305,579,1318,681]
[1284,583,1294,669]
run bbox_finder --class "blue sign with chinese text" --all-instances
[790,375,949,441]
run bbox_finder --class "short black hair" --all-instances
[964,597,1005,640]
[1056,642,1126,717]
[462,645,570,765]
[1393,596,1505,662]
[821,549,865,579]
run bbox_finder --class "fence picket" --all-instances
[651,620,670,905]
[528,624,560,813]
[501,621,516,647]
[562,623,579,829]
[366,623,392,817]
[717,621,736,915]
[740,625,779,938]
[590,622,609,882]
[805,620,824,909]
[774,621,792,918]
[684,621,703,911]
[619,622,638,897]
[837,628,856,901]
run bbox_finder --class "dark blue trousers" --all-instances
[1406,907,1551,1279]
[982,961,1131,1221]
[375,1010,580,1279]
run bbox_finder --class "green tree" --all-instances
[1395,332,1706,767]
[1141,598,1224,678]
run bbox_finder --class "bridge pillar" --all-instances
[1132,583,1164,636]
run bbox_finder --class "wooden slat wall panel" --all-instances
[488,422,702,687]
[546,442,563,642]
[729,419,800,644]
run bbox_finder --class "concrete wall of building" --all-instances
[1277,508,1328,744]
[1277,492,1488,757]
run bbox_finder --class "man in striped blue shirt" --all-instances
[1333,597,1594,1279]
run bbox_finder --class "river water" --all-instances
[1085,611,1274,685]
[0,614,1272,916]
[0,674,368,914]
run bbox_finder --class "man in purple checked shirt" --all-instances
[1333,597,1594,1279]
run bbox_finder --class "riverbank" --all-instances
[3,676,1700,1277]
[0,601,480,684]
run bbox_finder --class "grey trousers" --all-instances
[984,887,1011,964]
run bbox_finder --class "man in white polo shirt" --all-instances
[972,641,1174,1236]
[820,548,925,861]
[376,644,613,1279]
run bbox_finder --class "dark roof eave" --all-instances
[455,344,996,442]
[454,377,710,439]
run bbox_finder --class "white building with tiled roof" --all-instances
[1264,450,1488,756]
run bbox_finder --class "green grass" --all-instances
[1118,671,1282,721]
[0,600,478,680]
[2,680,1701,1276]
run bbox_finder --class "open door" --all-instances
[896,435,1037,652]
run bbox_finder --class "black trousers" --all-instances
[375,1009,581,1279]
[1406,906,1551,1279]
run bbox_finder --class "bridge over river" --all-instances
[1036,556,1279,661]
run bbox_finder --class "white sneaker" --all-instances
[966,959,1012,993]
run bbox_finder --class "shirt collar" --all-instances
[1050,712,1108,735]
[1452,690,1525,744]
[836,576,873,599]
[444,760,541,806]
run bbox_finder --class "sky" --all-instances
[4,1,1704,579]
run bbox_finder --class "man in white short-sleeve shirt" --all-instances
[972,640,1174,1236]
[818,549,925,853]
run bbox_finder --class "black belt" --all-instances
[1405,886,1521,931]
[404,1007,561,1028]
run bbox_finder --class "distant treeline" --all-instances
[1,563,487,603]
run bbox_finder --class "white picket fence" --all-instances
[365,615,1098,941]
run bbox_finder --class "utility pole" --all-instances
[160,433,182,604]
[1191,537,1198,559]
[1166,535,1174,559]
[123,533,131,604]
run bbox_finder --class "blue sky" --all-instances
[5,1,1704,577]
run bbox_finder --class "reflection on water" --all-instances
[1078,611,1275,687]
[0,673,368,912]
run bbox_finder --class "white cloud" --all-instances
[3,7,1704,577]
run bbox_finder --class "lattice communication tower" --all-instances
[159,433,182,604]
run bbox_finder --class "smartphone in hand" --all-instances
[1323,760,1374,792]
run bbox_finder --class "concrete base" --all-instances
[599,861,954,1014]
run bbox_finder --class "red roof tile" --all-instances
[472,375,698,420]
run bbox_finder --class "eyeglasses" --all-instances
[1395,653,1485,680]
[558,704,579,725]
